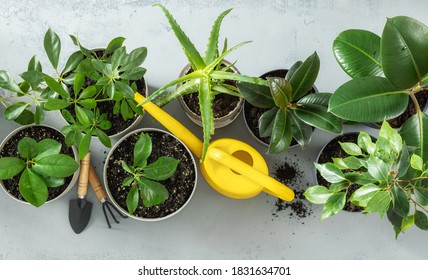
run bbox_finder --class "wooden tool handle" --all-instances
[77,152,91,198]
[88,164,107,202]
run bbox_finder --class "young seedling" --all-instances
[0,137,78,207]
[121,132,180,214]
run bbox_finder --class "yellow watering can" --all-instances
[134,93,294,201]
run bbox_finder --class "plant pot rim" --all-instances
[0,124,79,206]
[103,127,198,222]
[177,60,244,129]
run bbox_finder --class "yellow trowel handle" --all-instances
[134,92,203,159]
[208,147,295,201]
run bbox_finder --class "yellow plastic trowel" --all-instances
[134,93,294,201]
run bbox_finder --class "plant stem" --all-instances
[409,92,421,113]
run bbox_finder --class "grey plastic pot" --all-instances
[103,127,198,222]
[177,61,244,129]
[0,124,79,205]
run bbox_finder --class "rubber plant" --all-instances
[143,4,267,161]
[0,28,147,159]
[329,16,428,162]
[0,137,78,207]
[238,53,343,153]
[304,121,428,237]
[121,132,180,214]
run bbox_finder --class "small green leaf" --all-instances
[121,161,133,174]
[120,100,134,120]
[95,128,111,148]
[365,191,391,213]
[321,192,346,220]
[268,108,292,154]
[106,82,115,99]
[329,181,349,192]
[43,76,70,98]
[123,176,134,186]
[134,132,152,168]
[14,109,35,125]
[61,109,75,124]
[111,46,127,69]
[106,37,126,55]
[345,172,377,185]
[367,156,390,181]
[0,70,22,93]
[379,121,402,154]
[19,168,48,207]
[33,154,78,178]
[73,72,85,94]
[78,132,92,160]
[410,154,423,171]
[79,98,97,109]
[126,184,139,214]
[75,106,91,127]
[120,67,147,81]
[79,85,98,100]
[285,61,302,80]
[297,92,331,107]
[92,59,112,76]
[350,183,380,207]
[44,177,65,188]
[333,156,363,170]
[397,144,410,178]
[238,82,274,109]
[358,132,374,153]
[20,71,45,89]
[123,47,148,69]
[143,156,180,181]
[115,81,135,99]
[304,186,333,204]
[289,52,320,100]
[288,110,312,147]
[391,185,410,217]
[415,210,428,230]
[35,139,61,161]
[339,142,363,156]
[315,162,346,183]
[294,104,342,134]
[139,179,169,207]
[414,188,428,206]
[267,77,291,108]
[62,51,84,74]
[44,28,61,70]
[0,157,25,180]
[44,99,70,110]
[18,137,38,159]
[4,102,28,121]
[258,107,277,138]
[401,215,414,232]
[28,55,42,72]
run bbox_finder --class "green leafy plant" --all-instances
[0,29,147,159]
[329,16,428,162]
[304,121,428,237]
[238,53,343,153]
[0,136,78,207]
[144,4,267,160]
[121,132,180,214]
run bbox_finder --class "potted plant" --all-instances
[144,4,267,161]
[104,128,197,221]
[304,121,428,237]
[0,28,148,159]
[329,16,428,161]
[238,52,343,154]
[0,124,79,207]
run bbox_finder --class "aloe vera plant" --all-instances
[0,29,147,159]
[238,53,343,153]
[0,136,78,207]
[121,132,180,214]
[144,4,267,161]
[329,16,428,162]
[305,121,428,237]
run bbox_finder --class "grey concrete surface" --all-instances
[0,0,427,259]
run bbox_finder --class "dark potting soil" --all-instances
[106,131,196,219]
[0,126,74,202]
[244,69,315,147]
[182,65,240,119]
[316,133,363,212]
[381,90,428,128]
[271,160,313,220]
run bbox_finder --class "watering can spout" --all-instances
[134,92,295,201]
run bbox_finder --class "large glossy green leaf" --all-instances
[400,112,428,163]
[0,157,25,179]
[365,191,391,213]
[33,154,78,178]
[315,162,346,183]
[143,156,180,181]
[134,132,152,168]
[199,77,214,161]
[18,137,38,159]
[204,8,232,64]
[382,16,428,89]
[321,192,346,220]
[329,76,408,122]
[258,107,277,138]
[297,92,331,107]
[267,77,291,108]
[294,104,342,133]
[126,184,139,214]
[268,108,292,154]
[333,29,383,78]
[285,61,302,80]
[4,102,28,121]
[303,185,333,204]
[44,28,61,70]
[391,185,410,217]
[43,76,70,99]
[139,179,169,207]
[0,70,22,93]
[35,139,61,161]
[237,82,274,108]
[62,51,84,74]
[288,110,312,147]
[155,4,205,70]
[289,52,320,100]
[19,168,48,207]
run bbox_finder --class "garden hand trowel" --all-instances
[69,152,92,234]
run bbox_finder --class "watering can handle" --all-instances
[208,147,295,201]
[134,93,203,159]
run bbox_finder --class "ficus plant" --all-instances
[0,137,78,207]
[121,132,180,214]
[143,4,267,161]
[0,28,147,159]
[238,53,343,153]
[304,121,428,237]
[329,16,428,162]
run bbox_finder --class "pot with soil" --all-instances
[103,128,197,221]
[178,61,244,129]
[0,124,79,207]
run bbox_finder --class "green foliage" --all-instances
[144,4,267,161]
[0,136,78,207]
[121,132,180,214]
[304,121,428,237]
[239,53,343,153]
[0,29,147,159]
